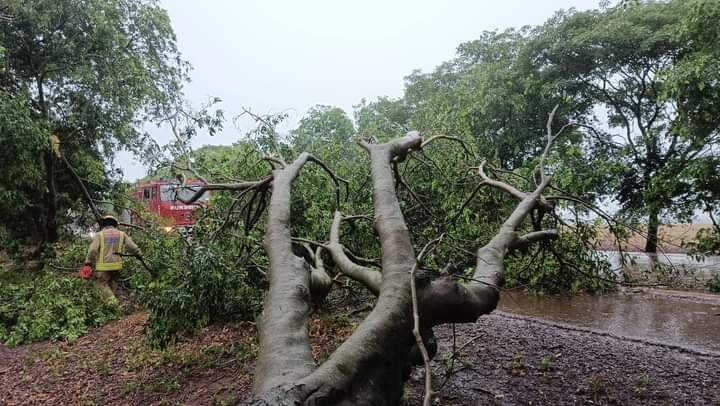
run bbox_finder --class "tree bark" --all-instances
[37,74,59,244]
[254,155,316,394]
[42,151,58,244]
[251,135,424,405]
[644,206,660,254]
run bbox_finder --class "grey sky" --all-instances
[118,0,602,180]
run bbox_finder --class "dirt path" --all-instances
[0,312,355,405]
[0,313,257,405]
[1,311,718,405]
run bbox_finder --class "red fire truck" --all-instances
[132,180,210,228]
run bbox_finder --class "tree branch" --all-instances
[478,161,527,201]
[253,153,316,394]
[511,229,560,252]
[419,108,560,327]
[288,132,425,403]
[173,176,273,204]
[325,211,382,296]
[420,134,474,158]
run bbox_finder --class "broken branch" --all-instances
[326,211,382,295]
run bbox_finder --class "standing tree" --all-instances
[0,0,187,246]
[531,0,720,253]
[403,28,580,170]
[664,0,720,252]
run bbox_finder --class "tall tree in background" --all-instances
[354,97,410,140]
[403,29,579,170]
[393,28,615,206]
[0,0,187,246]
[531,0,720,253]
[665,0,720,252]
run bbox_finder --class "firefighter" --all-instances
[81,214,142,301]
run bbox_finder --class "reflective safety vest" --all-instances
[96,230,125,271]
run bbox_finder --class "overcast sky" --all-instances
[118,0,602,180]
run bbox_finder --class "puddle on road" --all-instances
[498,290,720,352]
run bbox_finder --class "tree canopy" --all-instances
[0,0,188,245]
[357,0,720,253]
[527,0,720,252]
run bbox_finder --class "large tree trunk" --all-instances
[252,136,423,405]
[37,76,58,245]
[644,206,660,253]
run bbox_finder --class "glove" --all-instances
[79,263,93,279]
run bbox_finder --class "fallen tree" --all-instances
[182,110,565,404]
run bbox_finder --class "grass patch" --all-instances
[149,376,182,394]
[538,355,555,372]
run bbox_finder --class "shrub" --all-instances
[693,228,720,256]
[46,237,91,268]
[131,229,263,347]
[707,274,720,293]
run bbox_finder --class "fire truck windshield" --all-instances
[160,185,210,203]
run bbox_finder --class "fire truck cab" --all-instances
[132,180,210,228]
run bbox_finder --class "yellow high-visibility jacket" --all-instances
[85,227,140,271]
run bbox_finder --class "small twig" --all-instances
[477,161,528,201]
[393,162,432,216]
[306,155,350,207]
[420,134,474,159]
[116,253,156,275]
[445,181,486,227]
[411,234,445,406]
[239,107,287,164]
[119,221,146,231]
[291,237,325,247]
[437,323,458,392]
[173,176,273,205]
[169,116,209,184]
[58,151,101,222]
[342,214,373,222]
[47,263,79,272]
[210,187,254,242]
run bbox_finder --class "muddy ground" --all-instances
[405,312,720,405]
[1,311,718,405]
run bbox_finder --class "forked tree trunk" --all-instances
[247,129,559,405]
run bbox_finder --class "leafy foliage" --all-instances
[707,274,720,293]
[504,231,615,294]
[139,239,262,347]
[529,0,720,252]
[692,227,720,256]
[126,158,268,347]
[0,0,188,244]
[0,267,120,346]
[6,0,720,350]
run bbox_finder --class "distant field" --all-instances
[595,224,714,253]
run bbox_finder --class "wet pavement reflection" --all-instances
[498,290,720,352]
